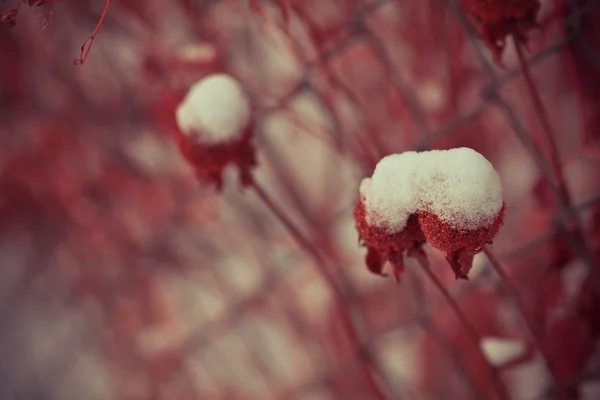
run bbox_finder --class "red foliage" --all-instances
[576,275,600,337]
[460,0,541,63]
[354,197,505,281]
[1,0,600,398]
[545,311,594,382]
[173,125,257,190]
[0,8,17,27]
[0,0,54,28]
[561,1,600,155]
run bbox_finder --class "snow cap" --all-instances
[175,73,251,145]
[480,337,526,367]
[360,147,503,233]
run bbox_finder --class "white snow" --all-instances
[177,43,218,63]
[175,73,251,145]
[479,337,526,367]
[360,148,503,233]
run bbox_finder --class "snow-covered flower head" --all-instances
[175,73,251,146]
[165,73,256,189]
[355,147,505,281]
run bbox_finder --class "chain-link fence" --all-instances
[1,0,600,399]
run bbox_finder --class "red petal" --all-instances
[446,250,474,280]
[365,247,386,277]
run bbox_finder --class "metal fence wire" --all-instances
[1,0,600,399]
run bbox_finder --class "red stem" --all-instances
[75,0,112,66]
[484,247,574,400]
[514,37,600,287]
[411,250,509,400]
[250,180,389,400]
[513,38,571,208]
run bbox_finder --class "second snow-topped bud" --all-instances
[176,73,251,145]
[172,73,256,189]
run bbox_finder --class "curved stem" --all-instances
[250,180,389,400]
[75,0,112,66]
[412,250,509,400]
[484,247,573,400]
[514,37,600,289]
[513,38,570,208]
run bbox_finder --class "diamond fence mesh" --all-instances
[1,0,600,399]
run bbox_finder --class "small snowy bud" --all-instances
[160,74,257,189]
[175,73,251,145]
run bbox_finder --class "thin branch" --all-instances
[483,247,573,400]
[513,38,570,209]
[410,249,509,400]
[249,179,390,400]
[512,37,600,289]
[74,0,112,66]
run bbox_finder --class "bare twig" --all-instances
[484,247,574,400]
[250,179,390,400]
[74,0,112,66]
[410,249,509,400]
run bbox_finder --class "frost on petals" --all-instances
[168,73,256,189]
[354,147,505,281]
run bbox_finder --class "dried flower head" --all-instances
[418,203,505,279]
[354,196,426,282]
[176,74,252,145]
[354,148,504,281]
[460,0,541,63]
[171,73,256,189]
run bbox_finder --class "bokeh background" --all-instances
[1,0,600,399]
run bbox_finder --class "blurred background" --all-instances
[1,0,600,399]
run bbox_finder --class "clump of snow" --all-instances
[177,43,217,63]
[480,337,526,367]
[360,148,503,232]
[175,73,251,145]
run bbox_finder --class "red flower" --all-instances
[354,197,426,282]
[355,149,504,282]
[172,122,256,190]
[460,0,541,63]
[156,74,257,190]
[355,198,505,282]
[418,203,506,279]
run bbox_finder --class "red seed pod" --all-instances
[418,203,506,279]
[460,0,541,63]
[354,197,426,282]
